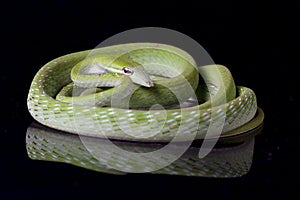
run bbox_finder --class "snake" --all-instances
[27,43,258,142]
[26,121,261,177]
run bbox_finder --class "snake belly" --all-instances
[27,43,257,142]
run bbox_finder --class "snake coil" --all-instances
[27,43,257,142]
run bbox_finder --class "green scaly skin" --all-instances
[26,122,257,177]
[27,43,258,142]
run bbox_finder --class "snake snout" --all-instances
[129,66,154,87]
[146,81,154,87]
[137,80,154,88]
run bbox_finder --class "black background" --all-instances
[1,0,299,199]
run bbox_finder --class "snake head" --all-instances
[122,66,154,87]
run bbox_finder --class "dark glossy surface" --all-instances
[26,121,260,177]
[1,0,299,199]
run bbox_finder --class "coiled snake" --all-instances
[27,43,258,142]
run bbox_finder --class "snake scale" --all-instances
[27,43,257,142]
[26,122,259,177]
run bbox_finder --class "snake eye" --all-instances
[122,67,134,75]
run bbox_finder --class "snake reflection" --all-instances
[26,108,263,177]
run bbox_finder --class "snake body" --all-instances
[27,43,257,142]
[26,122,259,177]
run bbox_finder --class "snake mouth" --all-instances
[139,81,154,88]
[128,65,154,88]
[146,81,154,87]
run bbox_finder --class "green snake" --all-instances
[26,121,262,177]
[27,43,258,142]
